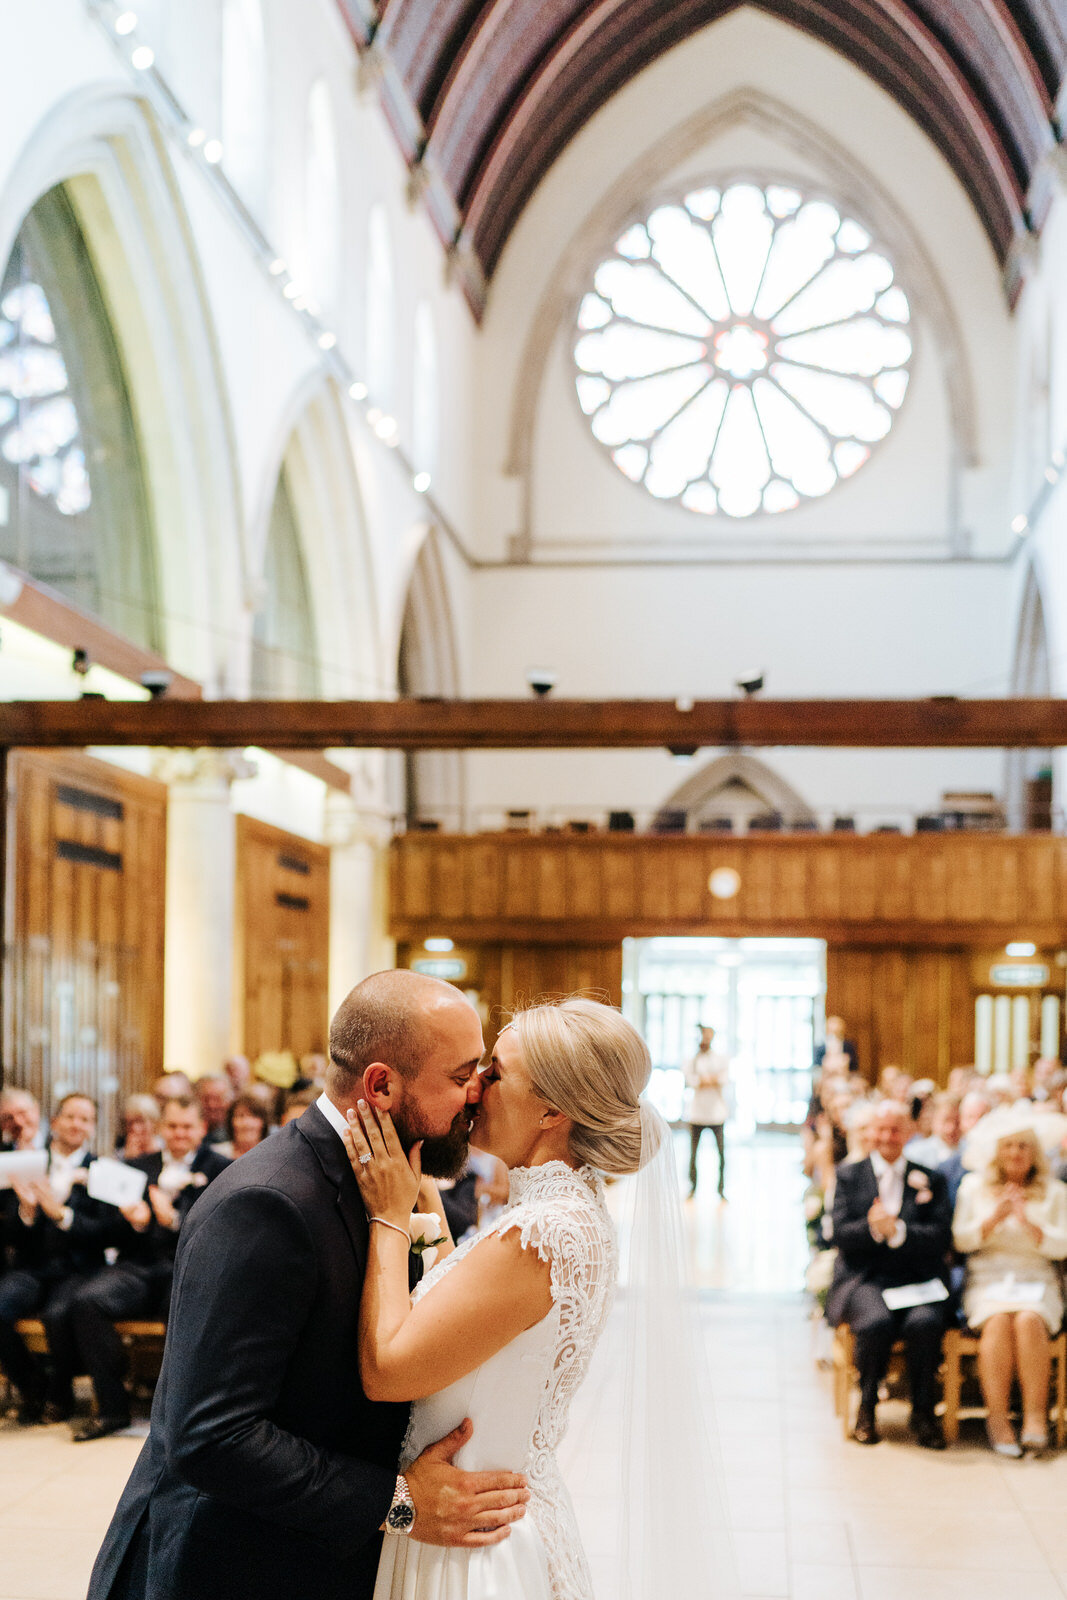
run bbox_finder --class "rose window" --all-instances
[574,182,913,518]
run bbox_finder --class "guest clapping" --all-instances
[117,1095,162,1159]
[953,1114,1067,1456]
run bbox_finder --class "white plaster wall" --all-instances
[463,561,1011,822]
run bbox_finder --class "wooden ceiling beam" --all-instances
[2,697,1067,750]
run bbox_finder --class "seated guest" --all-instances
[953,1116,1067,1456]
[940,1089,992,1206]
[151,1071,194,1104]
[908,1093,961,1170]
[279,1086,319,1127]
[216,1092,271,1158]
[66,1096,230,1441]
[193,1073,233,1145]
[115,1094,162,1159]
[0,1093,116,1424]
[0,1087,44,1151]
[827,1101,952,1449]
[222,1053,251,1095]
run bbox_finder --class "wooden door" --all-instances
[235,815,329,1062]
[4,749,167,1151]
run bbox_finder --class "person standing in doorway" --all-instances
[684,1024,729,1200]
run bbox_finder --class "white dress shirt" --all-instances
[869,1150,907,1248]
[316,1091,349,1143]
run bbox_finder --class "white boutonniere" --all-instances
[908,1171,932,1204]
[409,1212,447,1270]
[189,1171,209,1188]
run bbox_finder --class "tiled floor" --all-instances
[4,1134,1067,1599]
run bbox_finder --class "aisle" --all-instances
[5,1137,1067,1599]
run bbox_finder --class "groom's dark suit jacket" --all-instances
[825,1156,952,1327]
[88,1106,411,1600]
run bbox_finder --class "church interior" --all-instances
[6,2,1067,1597]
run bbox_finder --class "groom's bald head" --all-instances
[326,969,473,1099]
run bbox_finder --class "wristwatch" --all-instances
[385,1473,416,1536]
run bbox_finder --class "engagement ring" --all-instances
[359,1153,372,1166]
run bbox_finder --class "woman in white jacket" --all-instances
[953,1117,1067,1455]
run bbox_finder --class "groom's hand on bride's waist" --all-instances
[405,1418,531,1547]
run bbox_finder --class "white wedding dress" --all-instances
[373,1160,617,1600]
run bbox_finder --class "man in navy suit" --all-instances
[65,1096,231,1440]
[827,1100,953,1447]
[87,971,530,1600]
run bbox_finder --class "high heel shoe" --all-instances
[986,1422,1022,1458]
[1020,1430,1049,1455]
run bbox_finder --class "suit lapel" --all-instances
[297,1106,369,1278]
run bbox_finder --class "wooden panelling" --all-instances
[390,833,1067,945]
[398,940,622,1045]
[235,816,330,1063]
[3,750,167,1151]
[826,948,977,1085]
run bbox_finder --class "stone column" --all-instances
[323,794,395,1012]
[153,749,254,1074]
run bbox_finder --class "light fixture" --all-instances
[1046,466,1059,484]
[186,126,206,148]
[131,44,155,69]
[283,281,301,300]
[708,867,741,900]
[373,414,397,440]
[1012,514,1029,535]
[525,667,556,697]
[675,697,694,712]
[317,331,336,350]
[203,139,223,164]
[413,472,431,493]
[348,381,368,401]
[735,671,764,697]
[72,647,91,676]
[366,406,382,426]
[268,258,287,276]
[1006,941,1037,958]
[424,938,454,953]
[114,10,138,34]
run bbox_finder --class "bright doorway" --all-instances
[622,936,826,1132]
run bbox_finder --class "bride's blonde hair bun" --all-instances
[507,997,651,1176]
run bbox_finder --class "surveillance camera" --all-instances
[525,668,557,698]
[140,669,174,700]
[735,671,764,697]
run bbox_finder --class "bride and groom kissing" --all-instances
[87,970,657,1600]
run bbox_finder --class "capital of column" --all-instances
[322,791,395,851]
[151,747,258,791]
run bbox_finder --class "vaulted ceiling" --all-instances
[338,0,1067,313]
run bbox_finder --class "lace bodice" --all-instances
[399,1160,618,1600]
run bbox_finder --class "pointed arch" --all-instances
[503,86,978,556]
[664,751,814,830]
[1005,562,1053,828]
[398,525,464,824]
[0,84,243,687]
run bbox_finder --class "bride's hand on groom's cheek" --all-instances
[344,1101,421,1224]
[405,1419,531,1547]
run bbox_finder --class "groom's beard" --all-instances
[393,1101,472,1180]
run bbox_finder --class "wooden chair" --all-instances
[831,1324,910,1438]
[1,1317,167,1409]
[941,1325,1067,1446]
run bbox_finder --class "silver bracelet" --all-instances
[370,1217,410,1242]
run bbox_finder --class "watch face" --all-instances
[387,1503,415,1532]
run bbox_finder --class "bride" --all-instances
[344,996,735,1600]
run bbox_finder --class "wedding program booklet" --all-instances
[87,1157,148,1209]
[882,1279,950,1311]
[0,1149,47,1189]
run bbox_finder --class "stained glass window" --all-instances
[251,467,319,698]
[574,182,912,518]
[0,187,157,645]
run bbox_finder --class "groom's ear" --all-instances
[362,1064,395,1110]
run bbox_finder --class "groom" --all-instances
[88,971,529,1600]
